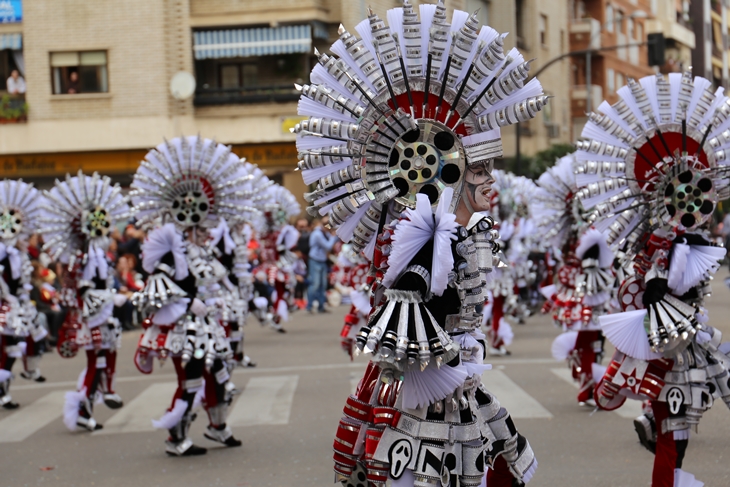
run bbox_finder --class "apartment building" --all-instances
[691,0,730,88]
[0,0,572,198]
[568,0,695,139]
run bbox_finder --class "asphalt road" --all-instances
[1,271,730,487]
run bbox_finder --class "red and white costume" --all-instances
[38,172,128,431]
[0,180,46,409]
[131,136,258,456]
[250,185,300,331]
[533,155,615,405]
[575,72,730,486]
[484,171,538,355]
[294,3,550,484]
[333,246,371,359]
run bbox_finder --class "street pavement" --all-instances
[2,272,730,487]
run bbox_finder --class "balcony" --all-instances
[0,95,27,123]
[570,17,602,49]
[571,84,604,112]
[194,85,300,106]
[645,19,695,49]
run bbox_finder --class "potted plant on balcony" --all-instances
[0,94,28,123]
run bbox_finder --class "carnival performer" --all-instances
[484,170,538,355]
[532,154,615,406]
[0,180,45,409]
[38,172,128,430]
[293,2,549,484]
[250,185,300,332]
[575,72,730,487]
[334,245,371,359]
[131,136,258,455]
[210,161,271,368]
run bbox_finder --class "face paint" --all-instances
[463,161,495,212]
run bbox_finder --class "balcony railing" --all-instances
[194,84,300,106]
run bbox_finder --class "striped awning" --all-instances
[0,33,21,50]
[193,25,312,60]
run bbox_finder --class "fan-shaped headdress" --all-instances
[39,171,129,262]
[0,179,42,243]
[295,0,549,252]
[491,169,537,220]
[131,136,260,230]
[532,153,583,250]
[574,72,730,255]
[263,185,301,218]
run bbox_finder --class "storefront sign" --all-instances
[0,1,22,24]
[0,142,298,179]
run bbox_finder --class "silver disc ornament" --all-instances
[0,207,23,240]
[658,159,715,230]
[387,120,465,208]
[81,205,112,238]
[170,179,212,227]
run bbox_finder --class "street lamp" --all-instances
[585,10,649,112]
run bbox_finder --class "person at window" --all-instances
[6,70,26,95]
[67,71,80,94]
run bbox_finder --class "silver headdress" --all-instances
[574,72,730,255]
[131,136,261,230]
[295,1,549,251]
[0,179,42,244]
[491,169,537,221]
[532,153,584,249]
[39,171,129,262]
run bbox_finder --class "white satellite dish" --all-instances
[170,71,196,100]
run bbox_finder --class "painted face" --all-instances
[463,161,495,212]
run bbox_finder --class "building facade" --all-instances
[690,0,729,88]
[0,0,571,199]
[568,0,695,140]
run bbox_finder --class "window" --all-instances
[616,73,624,89]
[616,10,624,33]
[50,51,108,95]
[220,65,240,88]
[539,14,548,46]
[607,68,615,93]
[627,18,634,40]
[606,4,614,32]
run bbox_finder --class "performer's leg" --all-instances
[574,330,599,404]
[21,335,46,382]
[0,336,19,409]
[101,349,123,409]
[487,456,518,487]
[162,356,207,456]
[489,295,506,352]
[202,358,242,447]
[651,400,689,487]
[73,349,104,431]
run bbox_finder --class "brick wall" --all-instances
[23,0,172,121]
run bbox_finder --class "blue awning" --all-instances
[193,25,312,60]
[0,33,21,50]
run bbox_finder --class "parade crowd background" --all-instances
[25,215,356,346]
[21,206,730,347]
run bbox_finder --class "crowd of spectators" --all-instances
[26,216,345,348]
[26,223,148,346]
